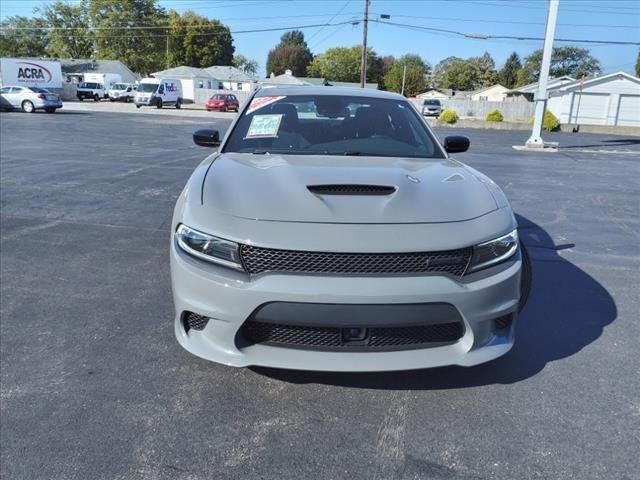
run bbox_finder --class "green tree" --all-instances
[0,16,49,58]
[266,30,312,76]
[168,10,233,68]
[307,45,379,83]
[497,52,521,88]
[232,54,258,75]
[42,1,94,59]
[383,54,430,96]
[517,46,601,86]
[433,57,481,90]
[89,0,168,75]
[472,51,497,87]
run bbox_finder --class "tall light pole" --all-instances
[525,0,559,148]
[360,0,370,88]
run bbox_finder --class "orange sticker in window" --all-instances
[246,95,286,115]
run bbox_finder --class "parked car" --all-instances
[422,99,443,116]
[170,87,531,372]
[134,77,182,109]
[205,93,240,112]
[107,83,136,102]
[0,85,63,113]
[76,82,106,101]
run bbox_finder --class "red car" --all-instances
[205,93,239,112]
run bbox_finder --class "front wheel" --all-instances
[21,100,35,113]
[175,99,181,109]
[93,94,100,102]
[519,241,532,312]
[156,99,163,109]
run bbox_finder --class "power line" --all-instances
[372,19,640,46]
[306,0,351,43]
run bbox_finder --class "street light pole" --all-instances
[360,0,370,88]
[525,0,559,148]
[401,64,407,96]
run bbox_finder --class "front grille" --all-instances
[239,320,464,351]
[307,184,396,196]
[240,245,472,277]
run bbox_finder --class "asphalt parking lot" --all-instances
[1,108,639,480]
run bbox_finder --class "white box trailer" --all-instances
[83,72,122,89]
[0,58,63,89]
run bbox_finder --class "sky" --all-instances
[1,0,639,77]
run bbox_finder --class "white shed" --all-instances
[546,72,640,126]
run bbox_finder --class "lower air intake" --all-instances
[183,312,209,331]
[239,320,464,351]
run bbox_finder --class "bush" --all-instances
[529,110,561,131]
[486,109,504,122]
[439,109,459,124]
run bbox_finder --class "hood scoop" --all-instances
[307,184,396,196]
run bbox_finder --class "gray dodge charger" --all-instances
[170,86,531,372]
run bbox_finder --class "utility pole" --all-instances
[166,29,170,69]
[525,0,559,148]
[360,0,370,88]
[400,64,407,96]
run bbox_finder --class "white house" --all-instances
[546,72,640,126]
[203,66,256,91]
[470,84,509,102]
[505,75,575,102]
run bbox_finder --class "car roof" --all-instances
[254,85,406,101]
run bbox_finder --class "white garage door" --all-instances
[570,93,609,125]
[616,95,640,126]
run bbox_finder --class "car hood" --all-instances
[201,153,499,224]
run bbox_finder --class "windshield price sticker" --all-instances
[246,95,286,114]
[245,114,283,138]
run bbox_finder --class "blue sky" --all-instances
[1,0,638,76]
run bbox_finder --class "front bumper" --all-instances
[171,240,522,372]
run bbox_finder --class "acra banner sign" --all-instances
[0,58,63,89]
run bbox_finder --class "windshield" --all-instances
[137,83,158,93]
[424,99,441,105]
[223,95,443,158]
[112,84,126,90]
[79,82,98,89]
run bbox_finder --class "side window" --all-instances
[158,84,165,94]
[0,87,10,94]
[10,87,24,93]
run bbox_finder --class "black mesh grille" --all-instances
[183,312,209,331]
[307,184,396,195]
[240,320,464,351]
[494,313,514,330]
[240,245,472,277]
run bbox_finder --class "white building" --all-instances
[547,72,640,126]
[203,66,256,91]
[470,84,509,102]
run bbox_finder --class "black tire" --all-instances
[44,107,56,113]
[109,98,115,102]
[77,97,83,102]
[136,104,141,109]
[21,100,35,113]
[175,99,181,109]
[519,241,532,312]
[156,99,163,109]
[94,94,100,102]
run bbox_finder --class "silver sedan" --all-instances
[0,85,63,113]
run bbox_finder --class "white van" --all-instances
[134,78,182,109]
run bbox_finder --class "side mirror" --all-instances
[193,129,221,147]
[443,135,470,153]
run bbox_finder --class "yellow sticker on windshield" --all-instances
[245,114,283,139]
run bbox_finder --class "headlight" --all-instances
[468,229,519,272]
[175,224,244,271]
